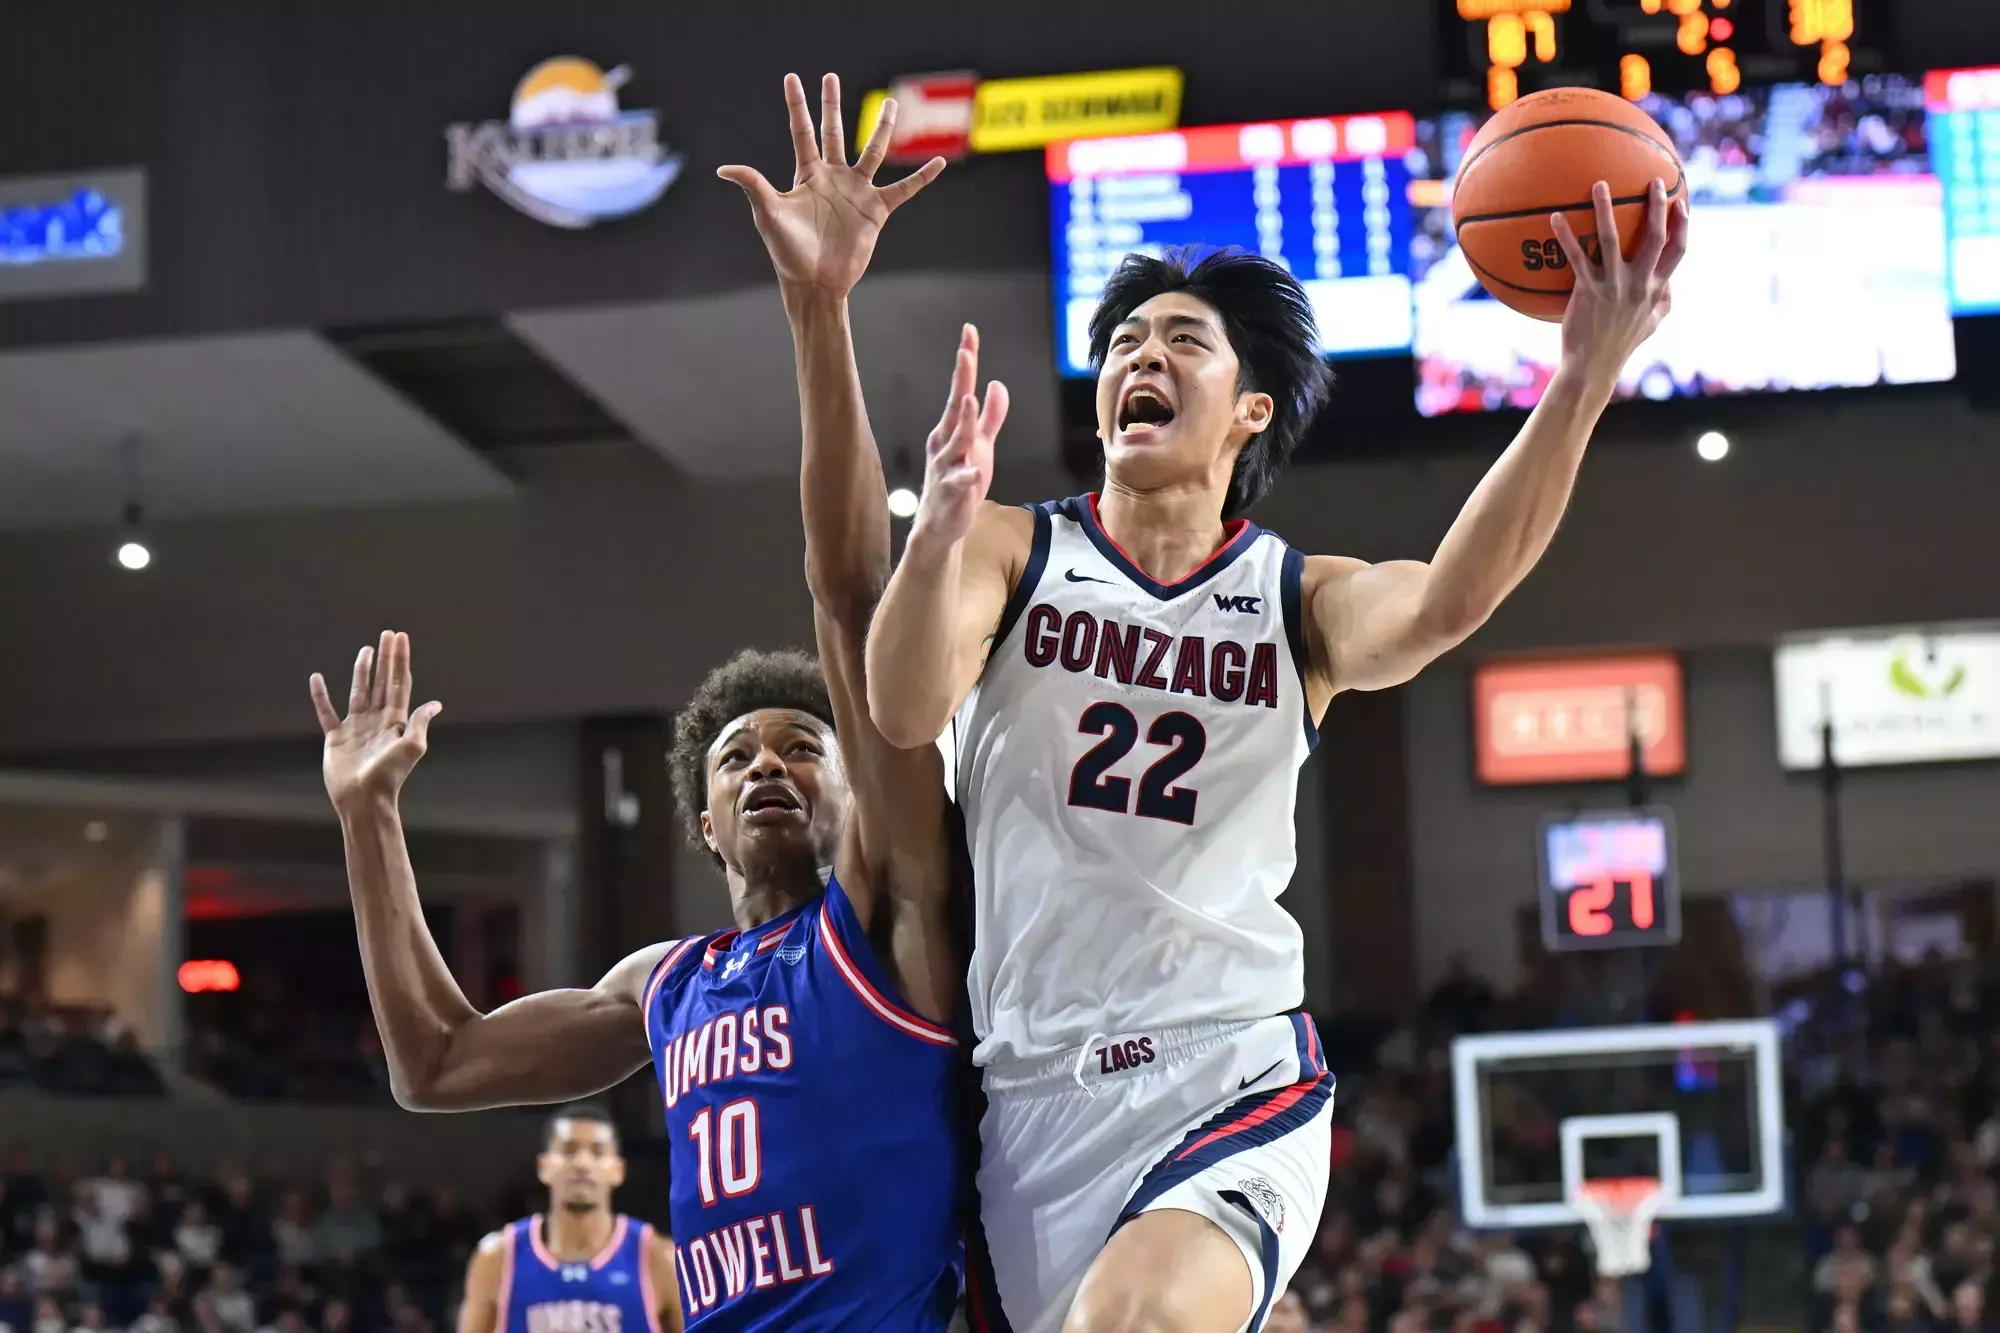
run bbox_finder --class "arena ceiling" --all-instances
[0,273,1063,532]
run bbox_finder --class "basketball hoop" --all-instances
[1572,1177,1672,1277]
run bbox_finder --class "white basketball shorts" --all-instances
[964,1013,1334,1333]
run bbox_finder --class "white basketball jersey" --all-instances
[949,495,1315,1068]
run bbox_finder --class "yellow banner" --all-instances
[970,67,1183,152]
[857,67,1183,156]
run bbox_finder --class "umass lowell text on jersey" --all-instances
[498,1215,659,1333]
[643,877,962,1330]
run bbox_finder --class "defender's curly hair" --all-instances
[1087,245,1334,519]
[669,648,835,867]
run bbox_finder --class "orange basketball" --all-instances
[1450,88,1685,322]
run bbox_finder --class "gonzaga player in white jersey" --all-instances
[868,192,1687,1328]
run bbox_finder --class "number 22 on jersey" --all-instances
[1067,704,1207,825]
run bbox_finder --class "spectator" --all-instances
[1886,1284,1936,1333]
[1952,1280,1991,1333]
[317,1300,350,1333]
[73,1184,134,1293]
[308,1176,375,1268]
[203,1270,251,1333]
[144,1159,188,1224]
[31,1299,63,1333]
[185,1299,222,1333]
[267,1196,314,1273]
[172,1205,221,1280]
[67,1303,110,1333]
[126,1299,175,1333]
[0,1272,34,1333]
[77,1163,141,1230]
[1816,1224,1881,1295]
[22,1221,76,1300]
[209,1177,258,1270]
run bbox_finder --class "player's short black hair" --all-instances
[1087,245,1334,518]
[669,648,836,868]
[542,1101,618,1152]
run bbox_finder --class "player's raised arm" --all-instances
[1308,181,1689,696]
[310,632,666,1112]
[722,74,965,1018]
[718,72,942,629]
[865,356,1027,750]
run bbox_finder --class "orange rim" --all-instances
[1576,1176,1662,1210]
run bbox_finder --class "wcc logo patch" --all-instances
[1213,594,1261,615]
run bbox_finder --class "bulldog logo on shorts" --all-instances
[1236,1176,1286,1234]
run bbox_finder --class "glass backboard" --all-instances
[1451,1020,1785,1229]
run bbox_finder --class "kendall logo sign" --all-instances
[446,57,682,229]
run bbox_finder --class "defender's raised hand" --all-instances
[718,72,946,297]
[309,631,442,814]
[1553,178,1690,377]
[910,324,1008,550]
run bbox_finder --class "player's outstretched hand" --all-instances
[1553,178,1689,377]
[910,324,1007,551]
[309,630,442,815]
[717,73,946,299]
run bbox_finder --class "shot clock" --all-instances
[1538,809,1683,952]
[1441,0,1884,111]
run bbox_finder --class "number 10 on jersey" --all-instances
[1068,703,1209,825]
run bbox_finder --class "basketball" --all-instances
[1451,88,1686,322]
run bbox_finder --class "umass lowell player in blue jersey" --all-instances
[460,1106,679,1333]
[313,77,965,1333]
[642,828,960,1325]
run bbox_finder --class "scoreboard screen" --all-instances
[1539,809,1682,952]
[1926,67,2000,315]
[1047,113,1417,376]
[1440,0,1886,112]
[1411,76,1954,417]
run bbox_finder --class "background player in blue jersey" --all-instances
[458,1104,680,1333]
[308,79,964,1333]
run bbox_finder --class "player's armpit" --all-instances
[456,1232,507,1333]
[403,940,669,1113]
[643,1226,687,1333]
[1305,554,1475,696]
[866,501,1029,749]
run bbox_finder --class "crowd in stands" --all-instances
[1794,954,2000,1333]
[0,1149,507,1333]
[0,993,162,1099]
[18,924,2000,1332]
[182,1011,388,1106]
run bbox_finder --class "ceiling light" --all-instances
[887,487,920,519]
[1695,430,1730,462]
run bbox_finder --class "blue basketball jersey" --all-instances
[497,1214,662,1333]
[644,876,963,1331]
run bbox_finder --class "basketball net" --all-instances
[1571,1177,1673,1277]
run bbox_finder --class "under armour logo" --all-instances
[561,1264,589,1283]
[1213,594,1261,614]
[723,955,749,978]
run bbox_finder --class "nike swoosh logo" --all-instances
[1239,1059,1283,1090]
[1065,569,1111,585]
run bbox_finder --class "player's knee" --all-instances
[1062,1287,1203,1333]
